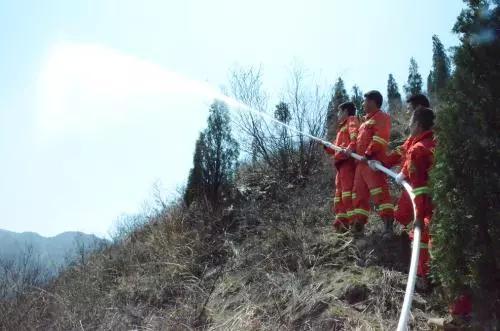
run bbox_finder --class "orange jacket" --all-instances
[402,130,436,221]
[325,116,360,162]
[356,110,391,161]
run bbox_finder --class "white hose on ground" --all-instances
[398,222,421,330]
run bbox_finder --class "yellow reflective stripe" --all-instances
[413,186,431,196]
[372,135,388,145]
[336,213,349,219]
[365,119,376,125]
[378,203,395,211]
[334,197,341,203]
[352,193,357,199]
[354,208,370,217]
[347,210,355,217]
[395,146,403,155]
[342,191,352,197]
[370,187,383,196]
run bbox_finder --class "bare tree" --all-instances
[229,66,274,166]
[229,64,328,179]
[283,65,328,177]
[0,244,48,300]
[109,213,148,243]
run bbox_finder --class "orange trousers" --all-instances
[333,160,356,229]
[352,162,394,224]
[396,190,432,277]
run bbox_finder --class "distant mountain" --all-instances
[0,229,107,273]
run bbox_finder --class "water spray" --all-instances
[216,95,420,331]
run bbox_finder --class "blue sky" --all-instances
[0,0,464,237]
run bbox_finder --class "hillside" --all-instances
[0,161,446,330]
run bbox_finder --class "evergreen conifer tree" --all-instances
[431,1,500,322]
[185,101,239,208]
[403,57,423,97]
[387,74,403,114]
[326,78,349,139]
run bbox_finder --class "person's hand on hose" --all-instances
[368,160,381,171]
[322,143,333,153]
[341,148,353,156]
[358,156,368,164]
[395,172,406,184]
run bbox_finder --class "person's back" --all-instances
[403,131,435,189]
[356,110,391,161]
[334,116,359,154]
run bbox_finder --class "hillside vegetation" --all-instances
[0,161,445,330]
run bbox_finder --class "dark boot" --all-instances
[399,231,411,265]
[334,221,349,233]
[382,218,394,239]
[415,276,432,293]
[351,220,365,238]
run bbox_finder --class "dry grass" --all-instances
[0,159,445,330]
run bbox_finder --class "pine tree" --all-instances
[387,74,403,114]
[184,133,206,206]
[326,78,349,139]
[185,101,239,208]
[431,1,500,322]
[274,101,291,123]
[428,35,451,100]
[403,57,423,97]
[427,70,434,96]
[274,102,292,174]
[351,85,364,116]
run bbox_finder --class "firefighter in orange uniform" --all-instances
[324,102,359,231]
[392,107,436,280]
[348,90,394,237]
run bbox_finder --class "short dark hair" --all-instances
[338,101,356,116]
[364,90,383,108]
[406,93,430,108]
[412,107,435,130]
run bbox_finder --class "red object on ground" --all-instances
[450,293,472,317]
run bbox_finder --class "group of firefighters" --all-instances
[323,90,472,327]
